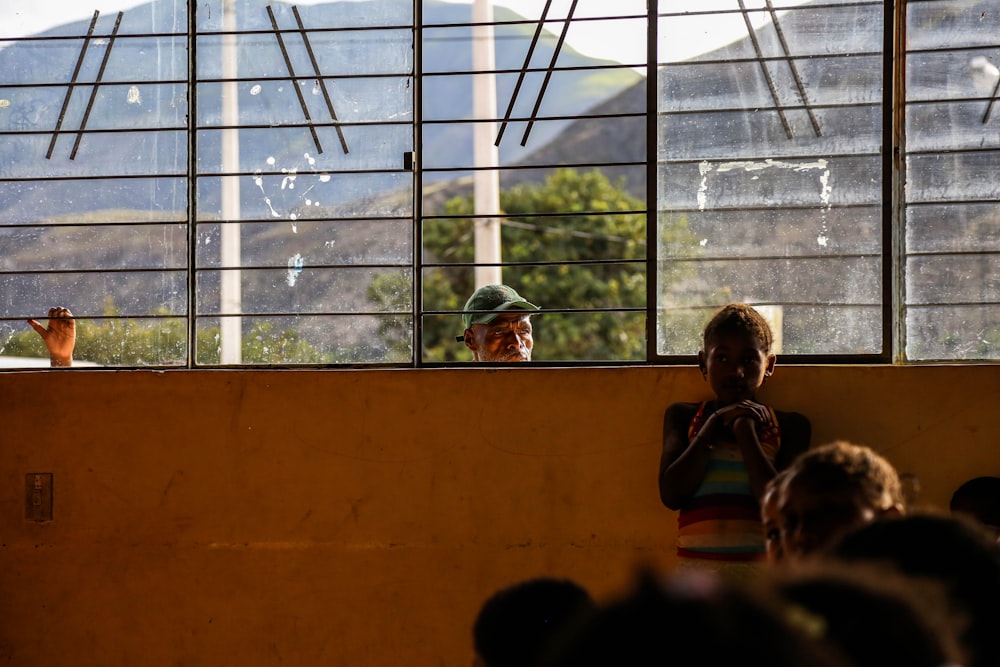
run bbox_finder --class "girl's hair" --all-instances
[702,303,774,353]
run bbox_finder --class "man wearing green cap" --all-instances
[459,284,540,362]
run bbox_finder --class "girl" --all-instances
[658,303,810,570]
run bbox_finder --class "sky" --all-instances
[0,0,791,63]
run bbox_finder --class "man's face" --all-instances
[464,311,533,362]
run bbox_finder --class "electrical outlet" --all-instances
[25,473,53,522]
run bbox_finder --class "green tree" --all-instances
[370,168,696,361]
[1,298,329,365]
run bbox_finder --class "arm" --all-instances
[730,411,779,502]
[27,307,76,368]
[659,402,713,510]
[731,405,812,500]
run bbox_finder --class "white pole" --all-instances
[472,0,502,287]
[220,0,242,363]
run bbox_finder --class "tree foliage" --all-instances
[1,298,328,366]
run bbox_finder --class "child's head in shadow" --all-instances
[698,304,776,407]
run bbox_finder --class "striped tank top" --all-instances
[676,402,781,562]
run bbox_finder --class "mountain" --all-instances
[0,0,641,221]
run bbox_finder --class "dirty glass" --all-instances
[419,0,648,363]
[656,0,885,357]
[904,0,1000,360]
[0,0,414,367]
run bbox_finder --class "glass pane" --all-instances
[904,0,1000,361]
[0,1,189,369]
[656,0,885,357]
[195,1,414,365]
[419,0,648,363]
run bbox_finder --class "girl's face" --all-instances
[698,331,775,405]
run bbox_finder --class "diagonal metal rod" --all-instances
[292,5,349,154]
[495,0,553,146]
[71,11,124,159]
[267,4,323,154]
[520,0,578,146]
[737,0,793,139]
[47,10,99,159]
[765,0,821,136]
[982,74,1000,124]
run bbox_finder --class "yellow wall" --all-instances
[2,365,998,666]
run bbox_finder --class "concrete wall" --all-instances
[1,365,998,666]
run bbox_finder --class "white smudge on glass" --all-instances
[286,253,305,287]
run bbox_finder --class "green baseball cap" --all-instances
[460,284,539,331]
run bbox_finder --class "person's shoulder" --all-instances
[663,401,701,428]
[774,409,810,428]
[773,409,811,467]
[665,401,701,417]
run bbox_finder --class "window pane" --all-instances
[193,1,413,365]
[0,2,189,368]
[656,0,885,357]
[420,1,648,363]
[904,0,1000,360]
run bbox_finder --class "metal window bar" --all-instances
[762,0,821,136]
[266,5,323,153]
[494,0,553,146]
[46,10,100,159]
[291,5,350,153]
[735,0,793,139]
[520,0,578,146]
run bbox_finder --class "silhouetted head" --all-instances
[473,577,594,667]
[830,511,1000,667]
[778,441,903,561]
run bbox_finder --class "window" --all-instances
[1,0,997,367]
[655,0,1000,361]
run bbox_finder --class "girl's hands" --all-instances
[718,400,772,427]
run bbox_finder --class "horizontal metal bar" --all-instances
[421,258,644,269]
[906,44,1000,57]
[656,1,880,20]
[0,265,189,276]
[656,253,877,263]
[423,307,645,316]
[906,197,1000,206]
[659,101,879,117]
[424,209,646,221]
[0,214,413,229]
[424,111,643,125]
[422,159,646,174]
[423,12,645,31]
[905,300,1000,308]
[656,50,879,67]
[657,151,881,165]
[423,62,648,77]
[658,301,882,310]
[194,262,413,271]
[193,310,414,318]
[905,249,1000,258]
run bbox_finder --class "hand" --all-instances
[713,400,772,430]
[27,307,76,367]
